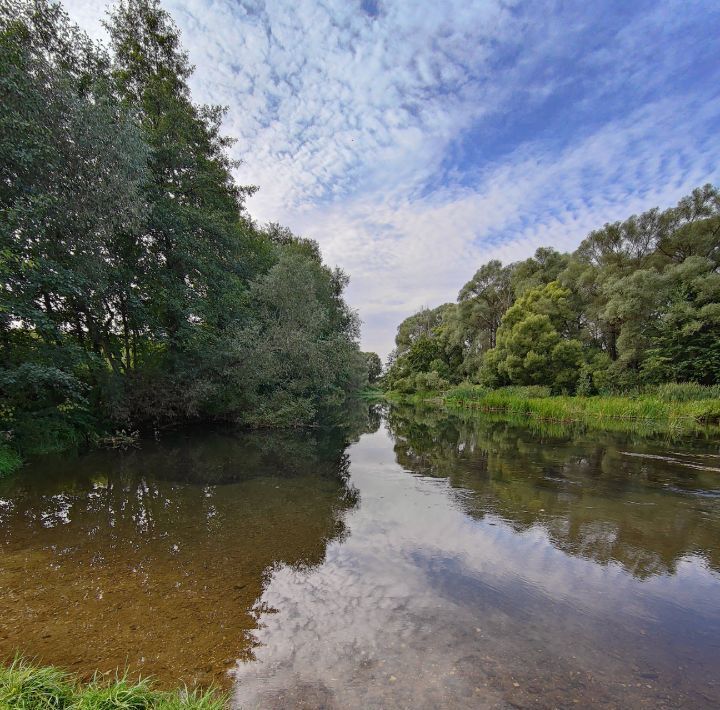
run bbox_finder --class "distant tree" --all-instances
[394,304,454,355]
[572,185,720,371]
[362,352,383,384]
[385,185,720,394]
[457,260,515,351]
[511,247,570,297]
[383,303,464,390]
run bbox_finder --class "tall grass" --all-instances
[648,382,720,402]
[444,384,720,431]
[0,657,227,709]
[0,444,23,477]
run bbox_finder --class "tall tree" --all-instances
[107,0,257,352]
[457,260,515,351]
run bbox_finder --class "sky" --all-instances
[64,0,720,360]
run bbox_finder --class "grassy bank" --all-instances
[357,387,386,401]
[443,384,720,430]
[0,657,226,709]
[381,383,720,434]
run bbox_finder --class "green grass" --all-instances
[357,387,386,401]
[0,444,23,477]
[0,658,227,709]
[443,384,720,432]
[382,389,445,406]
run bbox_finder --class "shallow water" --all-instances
[2,406,720,708]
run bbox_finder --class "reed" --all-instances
[444,384,720,430]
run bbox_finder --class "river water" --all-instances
[1,404,719,708]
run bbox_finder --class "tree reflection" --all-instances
[387,403,720,578]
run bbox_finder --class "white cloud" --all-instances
[62,0,720,358]
[293,94,720,356]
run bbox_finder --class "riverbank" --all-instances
[383,383,720,434]
[0,657,226,709]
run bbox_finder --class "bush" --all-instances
[390,371,450,394]
[413,371,450,392]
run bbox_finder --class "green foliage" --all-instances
[393,370,450,394]
[229,251,365,427]
[0,657,226,709]
[0,0,366,453]
[511,247,570,297]
[479,282,583,392]
[0,444,22,476]
[394,304,454,355]
[361,352,383,384]
[648,382,720,402]
[0,656,73,709]
[457,260,514,351]
[444,384,720,431]
[71,675,157,710]
[387,186,720,395]
[383,304,464,390]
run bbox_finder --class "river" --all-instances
[1,403,719,708]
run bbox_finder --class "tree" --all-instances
[571,185,720,365]
[457,260,515,352]
[1,0,148,448]
[394,304,454,355]
[362,352,383,384]
[480,282,583,392]
[107,0,257,352]
[386,185,720,394]
[1,0,368,460]
[511,247,570,297]
[383,303,464,390]
[230,251,365,427]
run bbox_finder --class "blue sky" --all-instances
[65,0,720,359]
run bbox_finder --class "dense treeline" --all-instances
[0,0,368,467]
[385,186,720,394]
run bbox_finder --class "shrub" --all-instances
[413,371,450,392]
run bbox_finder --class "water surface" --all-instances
[1,405,720,708]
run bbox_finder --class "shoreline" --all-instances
[381,385,720,436]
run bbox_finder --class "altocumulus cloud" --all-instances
[64,0,720,358]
